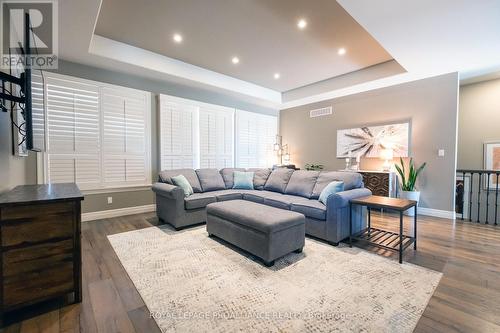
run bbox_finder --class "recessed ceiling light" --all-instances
[274,73,281,79]
[337,47,346,55]
[232,56,240,64]
[173,33,183,43]
[297,19,307,29]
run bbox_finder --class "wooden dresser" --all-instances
[0,184,83,324]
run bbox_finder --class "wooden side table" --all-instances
[349,195,417,263]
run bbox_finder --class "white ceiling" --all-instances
[57,0,500,110]
[94,0,393,92]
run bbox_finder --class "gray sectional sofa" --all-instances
[152,168,371,245]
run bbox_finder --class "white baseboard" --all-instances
[82,204,156,222]
[418,207,456,220]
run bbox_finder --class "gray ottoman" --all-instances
[206,200,305,267]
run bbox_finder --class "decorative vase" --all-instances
[399,190,420,216]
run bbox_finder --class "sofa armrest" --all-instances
[326,188,372,210]
[152,182,184,200]
[324,188,372,244]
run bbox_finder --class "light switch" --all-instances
[107,196,113,204]
[438,149,445,157]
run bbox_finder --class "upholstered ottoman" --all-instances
[206,200,305,266]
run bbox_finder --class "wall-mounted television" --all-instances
[1,12,38,154]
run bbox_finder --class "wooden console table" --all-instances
[349,195,417,263]
[358,170,398,197]
[0,183,83,325]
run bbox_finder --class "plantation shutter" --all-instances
[101,86,151,187]
[235,110,277,168]
[44,76,101,190]
[159,95,196,170]
[198,105,234,169]
[31,73,45,151]
[40,72,152,190]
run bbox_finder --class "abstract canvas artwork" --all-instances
[483,141,500,189]
[336,122,410,158]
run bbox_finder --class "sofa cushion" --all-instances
[319,181,345,205]
[219,168,245,189]
[171,175,194,197]
[264,168,295,193]
[196,169,226,192]
[242,190,281,204]
[247,168,272,190]
[184,193,217,210]
[233,171,255,189]
[291,200,327,220]
[159,169,202,193]
[284,170,320,198]
[214,189,244,202]
[263,194,300,210]
[311,171,363,199]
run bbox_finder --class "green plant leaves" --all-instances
[395,158,426,191]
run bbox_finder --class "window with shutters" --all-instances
[235,110,277,168]
[159,94,235,170]
[159,95,277,171]
[198,104,234,169]
[158,95,197,170]
[37,73,151,190]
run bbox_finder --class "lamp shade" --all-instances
[380,148,394,161]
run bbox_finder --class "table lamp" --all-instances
[380,148,394,171]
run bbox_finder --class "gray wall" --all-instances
[279,73,459,211]
[458,78,500,169]
[1,61,277,214]
[458,78,500,222]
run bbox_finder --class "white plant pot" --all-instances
[399,190,420,216]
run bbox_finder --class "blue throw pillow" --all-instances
[233,171,254,190]
[319,181,345,204]
[171,174,194,197]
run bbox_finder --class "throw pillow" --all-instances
[233,171,255,190]
[318,181,345,205]
[171,174,194,197]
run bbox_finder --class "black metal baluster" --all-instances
[461,171,465,220]
[477,172,482,223]
[486,173,491,224]
[469,172,474,222]
[495,173,499,226]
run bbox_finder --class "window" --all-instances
[37,73,151,190]
[159,94,277,170]
[158,96,196,170]
[159,94,235,170]
[198,104,234,168]
[235,110,277,168]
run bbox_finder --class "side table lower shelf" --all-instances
[352,227,415,252]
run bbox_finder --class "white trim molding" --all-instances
[89,35,281,104]
[418,207,456,220]
[82,204,156,222]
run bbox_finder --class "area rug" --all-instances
[108,226,441,333]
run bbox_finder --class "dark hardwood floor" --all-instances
[2,211,500,333]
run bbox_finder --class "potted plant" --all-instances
[394,157,426,216]
[305,164,324,171]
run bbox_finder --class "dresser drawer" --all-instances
[1,211,75,248]
[3,239,74,277]
[3,261,74,309]
[1,202,74,220]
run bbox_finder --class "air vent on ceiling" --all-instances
[310,106,333,118]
